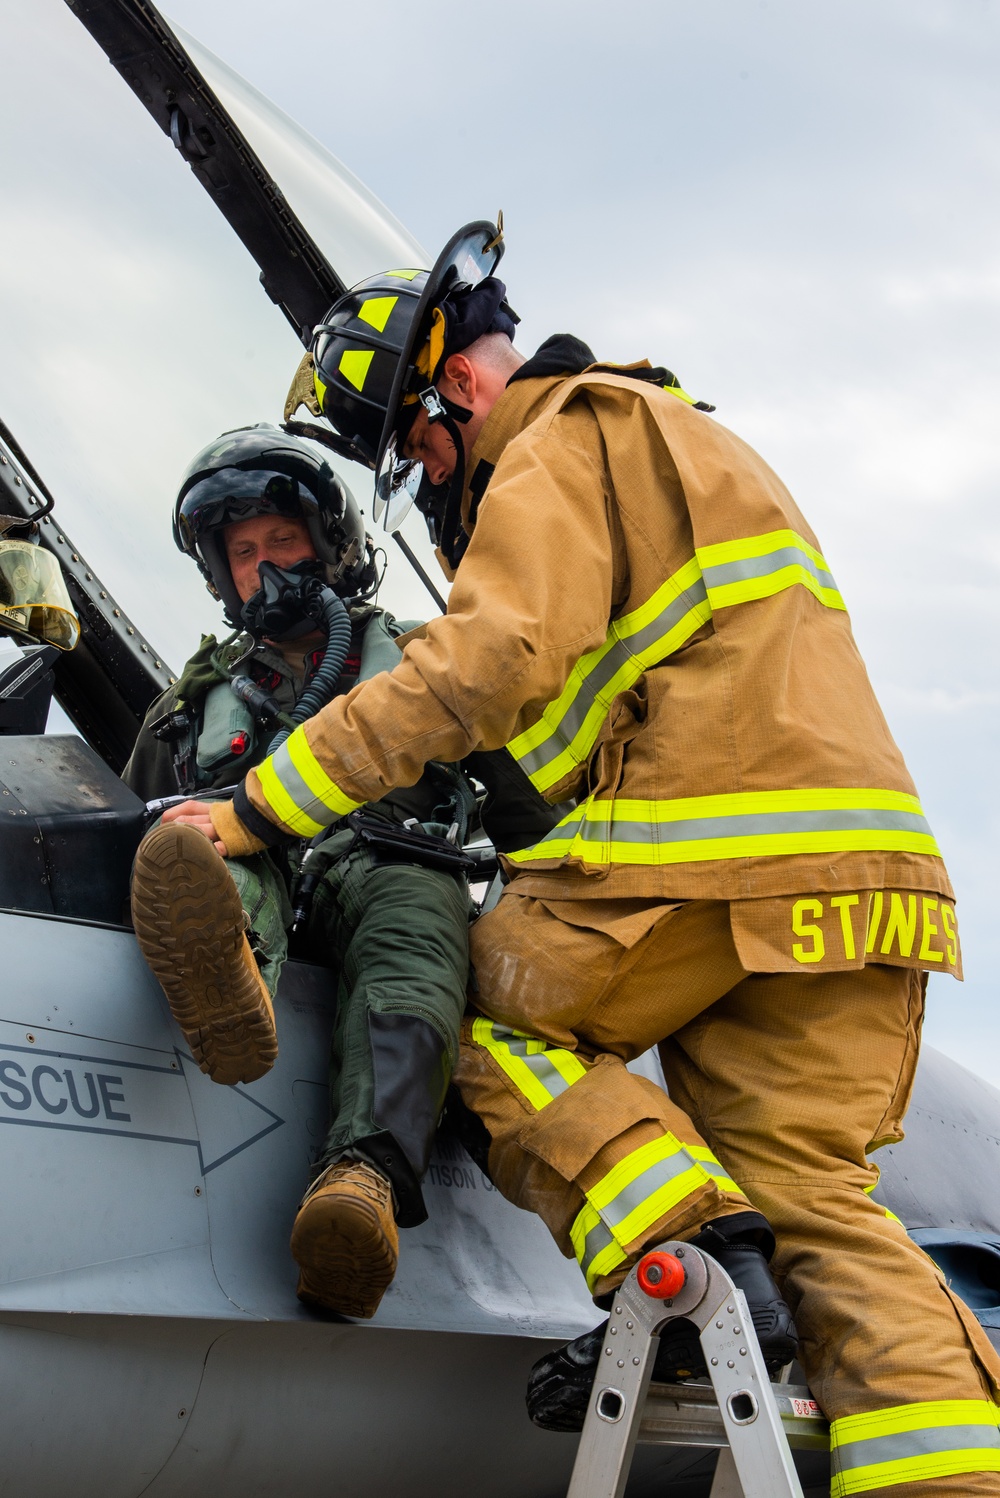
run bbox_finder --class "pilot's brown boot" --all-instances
[131,822,277,1085]
[291,1160,399,1319]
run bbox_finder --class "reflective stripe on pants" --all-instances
[830,1400,1000,1494]
[467,1016,744,1292]
[571,1136,741,1291]
[455,893,1000,1468]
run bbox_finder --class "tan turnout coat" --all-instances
[213,364,957,976]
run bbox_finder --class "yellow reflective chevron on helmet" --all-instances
[357,295,398,334]
[414,306,448,384]
[384,268,423,280]
[313,369,328,408]
[339,349,375,393]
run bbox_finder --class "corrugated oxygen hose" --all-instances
[268,587,351,751]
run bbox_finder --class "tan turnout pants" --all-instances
[456,894,1000,1497]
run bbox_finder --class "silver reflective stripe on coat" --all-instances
[701,545,837,597]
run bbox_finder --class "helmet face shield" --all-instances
[374,222,504,481]
[0,541,79,651]
[433,224,504,301]
[374,432,424,531]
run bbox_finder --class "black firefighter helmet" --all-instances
[173,423,377,627]
[311,219,517,562]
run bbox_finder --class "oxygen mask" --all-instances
[240,559,329,642]
[239,560,353,753]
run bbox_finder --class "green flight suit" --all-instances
[123,606,556,1225]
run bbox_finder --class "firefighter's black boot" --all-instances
[526,1212,798,1433]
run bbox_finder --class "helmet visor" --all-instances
[0,541,79,651]
[176,468,305,552]
[374,432,424,531]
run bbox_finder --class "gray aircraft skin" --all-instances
[2,5,1000,1496]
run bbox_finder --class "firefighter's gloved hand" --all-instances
[284,351,323,421]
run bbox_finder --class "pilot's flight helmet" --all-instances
[173,423,377,626]
[311,219,516,559]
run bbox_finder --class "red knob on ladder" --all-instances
[636,1250,686,1299]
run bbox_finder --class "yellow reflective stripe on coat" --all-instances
[829,1399,1000,1495]
[571,1134,742,1291]
[506,529,843,796]
[506,558,710,795]
[256,725,363,837]
[507,788,941,868]
[863,1176,902,1226]
[697,528,845,613]
[470,1018,587,1110]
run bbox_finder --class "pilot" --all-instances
[194,221,1000,1493]
[123,422,555,1322]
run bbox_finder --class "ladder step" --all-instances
[639,1379,829,1452]
[565,1242,816,1498]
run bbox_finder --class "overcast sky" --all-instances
[2,0,998,1083]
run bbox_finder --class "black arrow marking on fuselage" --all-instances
[0,1040,283,1173]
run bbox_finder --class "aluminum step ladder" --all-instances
[566,1242,829,1498]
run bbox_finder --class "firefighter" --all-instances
[125,422,555,1322]
[204,224,998,1493]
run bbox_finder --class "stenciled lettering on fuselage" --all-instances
[0,1040,185,1143]
[0,1054,133,1123]
[424,1135,495,1193]
[0,1039,282,1172]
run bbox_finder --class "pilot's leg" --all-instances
[290,844,470,1318]
[131,822,287,1085]
[662,963,1000,1497]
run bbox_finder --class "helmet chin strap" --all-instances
[418,387,472,570]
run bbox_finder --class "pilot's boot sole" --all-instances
[131,823,277,1085]
[291,1161,399,1319]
